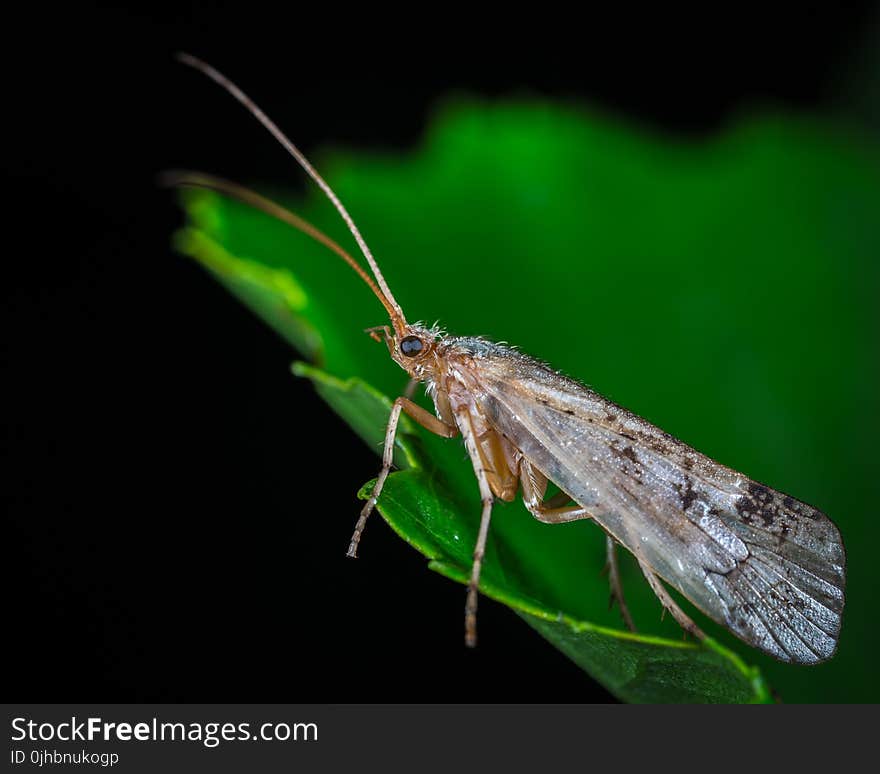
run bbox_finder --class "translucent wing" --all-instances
[461,338,845,663]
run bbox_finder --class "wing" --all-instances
[462,339,846,663]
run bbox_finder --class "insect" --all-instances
[172,54,846,663]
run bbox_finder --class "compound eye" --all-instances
[400,335,424,357]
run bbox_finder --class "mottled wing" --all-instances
[464,339,845,663]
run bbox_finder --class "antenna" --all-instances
[176,52,407,328]
[161,171,401,322]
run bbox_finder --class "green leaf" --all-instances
[172,98,880,702]
[289,363,769,703]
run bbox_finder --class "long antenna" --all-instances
[176,52,407,328]
[161,171,400,322]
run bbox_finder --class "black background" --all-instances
[4,4,876,701]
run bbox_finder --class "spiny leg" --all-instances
[542,490,576,509]
[519,460,635,631]
[605,537,636,632]
[346,401,403,558]
[636,559,705,640]
[457,409,496,648]
[347,397,457,558]
[527,503,594,524]
[466,498,493,649]
[519,459,594,524]
[476,429,519,502]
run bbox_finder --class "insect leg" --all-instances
[605,537,636,632]
[542,490,576,509]
[519,461,634,629]
[347,397,457,558]
[476,429,520,501]
[457,410,495,648]
[636,559,706,640]
[519,459,595,524]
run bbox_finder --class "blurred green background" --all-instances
[176,97,879,701]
